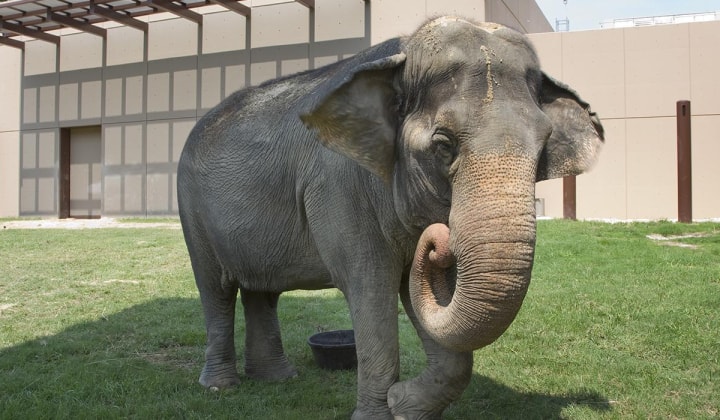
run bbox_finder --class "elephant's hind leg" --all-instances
[240,289,298,381]
[183,218,242,389]
[196,268,241,389]
[387,277,473,419]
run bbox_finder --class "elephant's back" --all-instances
[178,36,406,184]
[178,69,325,196]
[176,70,332,285]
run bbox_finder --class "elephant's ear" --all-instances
[301,53,406,183]
[536,74,605,182]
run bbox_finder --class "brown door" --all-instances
[59,126,102,219]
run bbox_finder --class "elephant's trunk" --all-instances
[409,152,537,352]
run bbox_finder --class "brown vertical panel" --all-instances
[677,100,692,223]
[59,128,70,219]
[563,175,576,220]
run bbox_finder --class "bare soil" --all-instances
[1,218,180,230]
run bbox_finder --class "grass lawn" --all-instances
[1,220,718,419]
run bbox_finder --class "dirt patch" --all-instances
[646,232,711,249]
[2,218,180,230]
[137,347,200,371]
[0,303,17,315]
[79,279,142,286]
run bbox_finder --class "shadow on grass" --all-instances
[452,375,611,419]
[0,298,208,417]
[0,294,610,418]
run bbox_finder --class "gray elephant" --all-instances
[177,16,603,419]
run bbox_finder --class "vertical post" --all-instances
[59,128,70,219]
[676,100,692,223]
[563,175,576,220]
[308,3,315,70]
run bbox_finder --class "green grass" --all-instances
[1,220,718,419]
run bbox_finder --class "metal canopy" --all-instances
[0,0,312,49]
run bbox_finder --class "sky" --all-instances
[535,0,720,31]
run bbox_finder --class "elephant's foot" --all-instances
[387,379,447,420]
[245,355,298,381]
[351,406,393,420]
[199,361,241,389]
[387,351,472,420]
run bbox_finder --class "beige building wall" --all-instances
[370,0,551,44]
[23,39,57,76]
[6,1,375,217]
[485,0,553,33]
[0,46,22,217]
[529,20,720,220]
[3,1,718,220]
[59,30,103,72]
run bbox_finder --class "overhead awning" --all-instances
[0,0,316,49]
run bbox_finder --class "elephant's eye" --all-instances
[432,132,457,168]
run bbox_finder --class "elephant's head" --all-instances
[302,17,603,352]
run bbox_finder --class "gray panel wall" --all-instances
[20,129,58,215]
[18,2,371,217]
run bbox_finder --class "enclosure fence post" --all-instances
[563,175,576,220]
[676,100,692,223]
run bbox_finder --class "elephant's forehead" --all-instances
[408,18,539,69]
[476,22,504,33]
[423,16,503,33]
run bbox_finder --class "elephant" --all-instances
[177,16,603,419]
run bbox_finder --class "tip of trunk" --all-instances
[409,222,534,352]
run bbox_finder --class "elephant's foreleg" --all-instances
[388,275,473,419]
[240,289,298,381]
[345,278,401,420]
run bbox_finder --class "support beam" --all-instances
[90,2,148,32]
[563,175,576,220]
[296,0,314,9]
[0,20,60,44]
[47,11,107,37]
[59,128,71,220]
[676,100,692,223]
[0,34,24,49]
[148,0,203,24]
[208,0,251,17]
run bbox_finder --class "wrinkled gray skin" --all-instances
[177,17,603,419]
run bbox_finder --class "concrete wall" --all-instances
[370,0,551,44]
[530,20,720,220]
[8,0,506,217]
[2,1,717,220]
[485,0,553,33]
[11,1,374,217]
[0,46,22,217]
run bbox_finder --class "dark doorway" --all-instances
[59,126,102,219]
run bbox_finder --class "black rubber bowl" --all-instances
[307,329,357,370]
